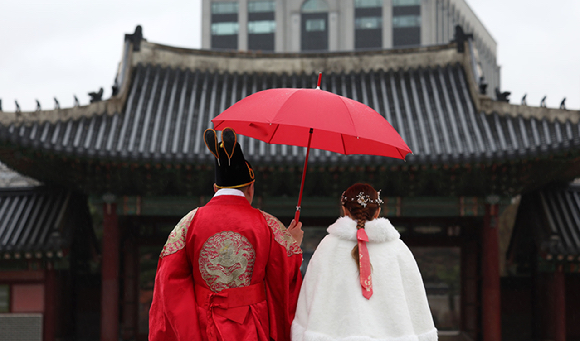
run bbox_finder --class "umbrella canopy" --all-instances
[212,88,412,159]
[212,76,412,222]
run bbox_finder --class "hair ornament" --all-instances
[341,190,384,207]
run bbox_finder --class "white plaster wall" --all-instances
[329,11,338,51]
[275,0,286,52]
[238,0,248,51]
[383,0,393,49]
[448,0,496,56]
[421,0,436,45]
[201,0,211,49]
[291,13,301,52]
[341,0,355,51]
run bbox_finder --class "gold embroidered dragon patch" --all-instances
[160,208,198,258]
[261,211,302,256]
[199,231,256,292]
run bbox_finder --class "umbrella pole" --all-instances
[294,128,313,223]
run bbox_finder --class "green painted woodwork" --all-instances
[0,258,69,271]
[537,257,580,273]
[91,195,495,218]
[1,145,580,200]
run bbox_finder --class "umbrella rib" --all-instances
[341,134,347,154]
[339,96,358,137]
[266,124,280,144]
[397,148,407,161]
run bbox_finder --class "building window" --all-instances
[355,0,382,49]
[393,15,421,27]
[393,0,420,6]
[0,284,9,313]
[248,1,275,51]
[211,22,239,35]
[211,2,239,14]
[355,0,383,8]
[305,18,326,31]
[355,17,382,29]
[211,1,239,49]
[392,0,421,47]
[301,0,329,51]
[248,20,275,34]
[249,0,275,12]
[301,0,329,13]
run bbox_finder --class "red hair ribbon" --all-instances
[356,229,373,299]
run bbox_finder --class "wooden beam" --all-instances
[3,145,580,198]
[93,195,494,218]
[0,270,44,281]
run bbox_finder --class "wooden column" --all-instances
[482,202,502,341]
[122,236,138,339]
[552,267,566,341]
[43,263,56,341]
[461,239,479,340]
[101,201,119,341]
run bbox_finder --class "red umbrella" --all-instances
[212,74,412,221]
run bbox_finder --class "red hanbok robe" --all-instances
[149,193,303,341]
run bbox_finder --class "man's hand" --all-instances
[287,219,304,246]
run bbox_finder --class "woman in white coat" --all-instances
[292,183,437,341]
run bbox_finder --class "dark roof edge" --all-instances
[461,37,580,124]
[132,40,464,75]
[0,100,117,126]
[0,186,59,195]
[480,97,580,124]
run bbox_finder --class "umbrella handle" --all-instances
[295,128,313,223]
[294,207,301,223]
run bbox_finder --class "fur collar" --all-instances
[327,216,400,242]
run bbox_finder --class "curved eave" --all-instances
[539,187,580,258]
[0,64,579,168]
[0,187,72,258]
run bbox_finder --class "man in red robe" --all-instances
[149,128,303,341]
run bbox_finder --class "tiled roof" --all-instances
[0,162,40,188]
[0,187,75,258]
[511,183,580,262]
[535,185,580,258]
[1,63,578,166]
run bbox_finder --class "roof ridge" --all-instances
[132,41,464,75]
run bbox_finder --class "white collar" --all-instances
[327,216,400,242]
[214,188,245,197]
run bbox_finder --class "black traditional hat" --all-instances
[204,127,255,188]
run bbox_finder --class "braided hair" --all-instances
[341,183,382,271]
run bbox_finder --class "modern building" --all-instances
[201,0,499,97]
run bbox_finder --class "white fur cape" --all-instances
[291,217,437,341]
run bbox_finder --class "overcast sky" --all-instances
[1,0,578,112]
